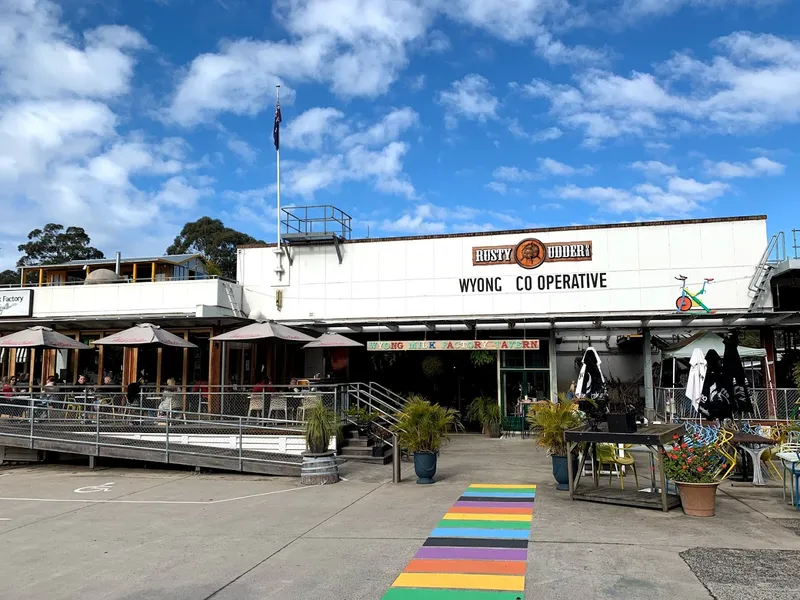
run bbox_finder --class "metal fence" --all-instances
[0,398,306,471]
[654,387,800,422]
[0,385,339,425]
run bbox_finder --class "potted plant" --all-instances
[605,376,638,434]
[663,434,726,517]
[392,395,462,484]
[527,393,585,490]
[346,407,375,436]
[466,395,502,437]
[301,401,340,485]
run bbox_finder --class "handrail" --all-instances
[345,383,401,425]
[748,231,785,294]
[367,381,406,411]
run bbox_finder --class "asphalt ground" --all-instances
[1,434,799,600]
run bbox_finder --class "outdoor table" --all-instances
[730,432,775,486]
[565,423,685,512]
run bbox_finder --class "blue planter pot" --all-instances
[552,455,576,491]
[413,451,438,484]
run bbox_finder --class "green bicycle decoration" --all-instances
[675,275,714,313]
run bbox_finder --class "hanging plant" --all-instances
[469,350,495,367]
[421,356,444,378]
[793,361,800,388]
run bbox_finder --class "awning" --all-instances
[211,322,315,342]
[92,323,198,348]
[303,332,362,348]
[662,331,766,360]
[0,326,92,350]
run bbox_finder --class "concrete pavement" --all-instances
[0,435,798,599]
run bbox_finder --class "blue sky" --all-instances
[1,0,799,267]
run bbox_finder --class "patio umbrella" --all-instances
[303,333,362,348]
[211,321,315,342]
[698,349,731,421]
[575,347,607,427]
[91,323,197,348]
[685,348,707,412]
[722,333,754,416]
[0,326,92,350]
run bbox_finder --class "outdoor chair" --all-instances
[777,435,800,509]
[596,444,639,490]
[248,392,265,418]
[267,395,288,421]
[712,429,737,481]
[296,396,320,421]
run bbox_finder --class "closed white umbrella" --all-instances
[212,322,315,342]
[303,333,362,348]
[0,326,92,350]
[685,348,707,412]
[92,323,197,348]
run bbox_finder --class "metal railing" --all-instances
[1,274,235,289]
[748,231,785,294]
[281,205,352,239]
[793,228,799,260]
[654,387,800,422]
[0,398,307,471]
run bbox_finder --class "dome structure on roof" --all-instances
[84,268,123,285]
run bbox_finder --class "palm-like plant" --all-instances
[393,395,463,453]
[527,393,585,456]
[466,395,501,432]
[304,401,338,454]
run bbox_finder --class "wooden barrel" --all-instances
[301,452,340,485]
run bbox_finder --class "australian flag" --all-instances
[273,103,282,151]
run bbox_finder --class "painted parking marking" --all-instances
[0,484,314,505]
[74,482,115,494]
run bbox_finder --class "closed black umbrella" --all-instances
[722,333,754,416]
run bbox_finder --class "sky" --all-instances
[1,0,799,268]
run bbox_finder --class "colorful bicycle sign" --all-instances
[675,275,714,313]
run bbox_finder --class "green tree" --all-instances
[0,269,19,285]
[17,224,104,267]
[167,217,262,280]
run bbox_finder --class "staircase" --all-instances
[338,425,393,464]
[337,382,405,465]
[748,231,786,311]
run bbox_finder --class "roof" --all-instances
[663,331,767,359]
[239,214,768,249]
[25,254,203,270]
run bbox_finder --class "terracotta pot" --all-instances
[676,481,720,517]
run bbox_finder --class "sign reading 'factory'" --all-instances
[473,238,593,269]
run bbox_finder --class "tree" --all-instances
[167,217,262,280]
[0,269,19,285]
[17,223,104,267]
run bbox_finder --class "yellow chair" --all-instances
[712,429,737,481]
[596,444,639,490]
[758,425,784,481]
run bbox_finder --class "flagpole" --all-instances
[276,85,281,251]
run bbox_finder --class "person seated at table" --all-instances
[158,378,180,417]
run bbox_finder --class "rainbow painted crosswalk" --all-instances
[382,484,536,599]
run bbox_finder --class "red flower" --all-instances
[682,465,688,470]
[681,443,688,449]
[673,434,680,440]
[697,467,704,472]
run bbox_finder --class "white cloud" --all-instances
[493,166,535,182]
[380,203,518,234]
[283,107,346,151]
[169,0,434,124]
[0,1,148,100]
[425,29,451,53]
[485,181,508,195]
[629,160,678,176]
[341,108,419,148]
[704,156,785,178]
[619,0,787,20]
[409,74,426,91]
[0,1,205,266]
[555,175,728,217]
[508,120,562,143]
[227,138,257,164]
[524,31,800,145]
[438,74,499,129]
[442,0,607,66]
[538,157,594,176]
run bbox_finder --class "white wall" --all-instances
[240,218,768,323]
[24,279,242,319]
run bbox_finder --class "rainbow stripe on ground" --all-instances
[382,484,536,599]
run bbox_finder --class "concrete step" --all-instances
[340,437,373,448]
[338,447,392,465]
[339,445,380,457]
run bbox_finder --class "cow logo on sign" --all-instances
[514,239,546,270]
